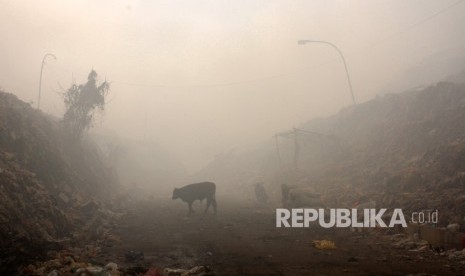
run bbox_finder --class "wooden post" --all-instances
[293,128,300,170]
[275,135,283,170]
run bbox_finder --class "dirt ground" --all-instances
[98,195,465,276]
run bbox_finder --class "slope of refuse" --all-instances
[198,81,465,228]
[0,90,119,273]
[297,82,465,223]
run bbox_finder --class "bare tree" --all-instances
[63,70,109,139]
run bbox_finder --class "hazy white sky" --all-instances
[1,0,464,171]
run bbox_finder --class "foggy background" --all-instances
[1,0,464,173]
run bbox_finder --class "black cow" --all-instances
[172,182,217,215]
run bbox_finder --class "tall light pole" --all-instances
[297,40,356,105]
[37,53,57,109]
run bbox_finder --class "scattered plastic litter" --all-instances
[164,266,213,276]
[312,240,336,250]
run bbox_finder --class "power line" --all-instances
[362,0,465,50]
[113,0,464,89]
[55,1,465,90]
[112,72,299,89]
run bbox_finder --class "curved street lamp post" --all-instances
[37,53,57,109]
[297,40,356,105]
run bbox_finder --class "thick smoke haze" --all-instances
[1,0,464,172]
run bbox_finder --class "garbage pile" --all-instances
[18,246,214,276]
[0,90,120,273]
[291,82,465,225]
[200,81,465,249]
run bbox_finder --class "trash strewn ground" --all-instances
[0,90,119,273]
[5,81,465,275]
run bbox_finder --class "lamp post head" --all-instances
[298,40,314,45]
[46,53,57,60]
[42,53,57,65]
[295,39,356,104]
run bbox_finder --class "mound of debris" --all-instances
[0,90,119,273]
[296,82,465,221]
[199,81,465,237]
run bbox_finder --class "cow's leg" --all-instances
[187,201,194,216]
[204,198,211,214]
[212,198,217,215]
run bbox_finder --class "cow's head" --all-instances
[172,188,179,199]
